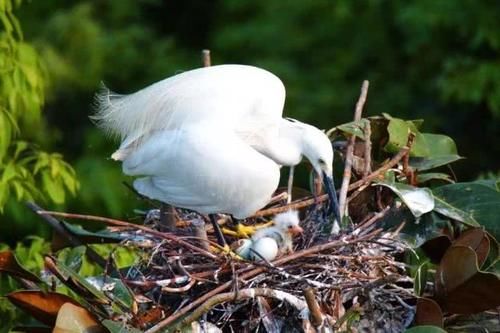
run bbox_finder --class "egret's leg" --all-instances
[209,214,228,248]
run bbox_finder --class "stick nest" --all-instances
[118,208,416,332]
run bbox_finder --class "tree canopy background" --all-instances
[1,0,499,241]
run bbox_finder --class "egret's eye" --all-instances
[288,225,293,229]
[318,159,326,165]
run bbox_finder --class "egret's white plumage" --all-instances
[93,64,337,219]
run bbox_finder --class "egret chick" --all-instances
[236,210,303,261]
[252,210,303,254]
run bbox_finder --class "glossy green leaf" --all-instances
[410,155,464,172]
[86,276,135,310]
[433,182,500,239]
[422,133,458,156]
[376,180,435,217]
[416,173,453,184]
[405,325,447,333]
[64,246,86,272]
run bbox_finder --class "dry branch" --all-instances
[337,80,369,223]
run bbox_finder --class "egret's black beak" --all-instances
[322,171,341,222]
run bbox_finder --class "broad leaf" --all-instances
[416,173,453,184]
[410,155,463,172]
[376,181,434,217]
[384,118,429,157]
[415,298,443,327]
[433,182,500,239]
[420,235,452,264]
[86,276,135,311]
[53,302,103,333]
[453,228,490,269]
[0,251,41,283]
[421,133,457,155]
[435,246,500,314]
[7,291,79,326]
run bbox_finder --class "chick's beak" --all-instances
[322,171,341,222]
[288,225,303,236]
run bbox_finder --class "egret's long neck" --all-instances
[256,120,304,166]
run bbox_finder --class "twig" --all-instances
[26,202,108,268]
[303,287,324,328]
[146,229,382,332]
[337,80,369,224]
[363,120,372,177]
[347,134,413,191]
[202,49,211,67]
[177,288,307,328]
[36,210,219,261]
[353,205,391,236]
[162,279,196,293]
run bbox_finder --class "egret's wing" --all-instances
[92,65,286,160]
[120,125,280,217]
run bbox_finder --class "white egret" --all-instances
[93,64,339,247]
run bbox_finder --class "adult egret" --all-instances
[93,64,339,247]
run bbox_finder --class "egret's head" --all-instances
[294,121,340,221]
[274,210,303,236]
[299,124,334,179]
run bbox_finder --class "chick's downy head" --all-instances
[273,210,303,236]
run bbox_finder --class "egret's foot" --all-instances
[211,244,243,260]
[223,221,275,239]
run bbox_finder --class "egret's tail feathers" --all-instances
[91,83,128,138]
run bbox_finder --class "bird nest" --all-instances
[113,206,416,332]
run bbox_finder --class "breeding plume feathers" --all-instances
[91,65,287,160]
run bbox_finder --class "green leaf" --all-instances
[384,117,430,157]
[64,246,86,272]
[329,119,368,140]
[405,325,447,333]
[376,180,435,217]
[86,276,135,311]
[416,172,454,184]
[41,171,65,204]
[410,155,464,172]
[433,182,500,239]
[422,133,458,156]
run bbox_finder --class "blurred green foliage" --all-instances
[0,0,498,241]
[0,0,78,238]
